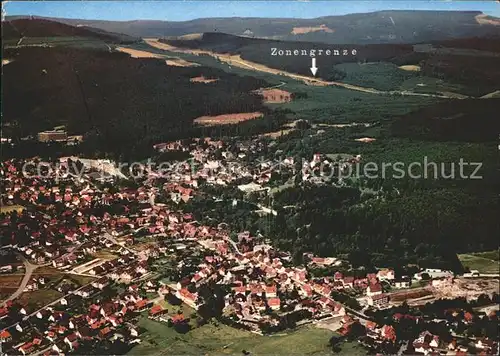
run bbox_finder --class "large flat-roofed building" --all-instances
[38,130,68,142]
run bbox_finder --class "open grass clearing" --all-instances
[129,320,337,355]
[458,252,500,274]
[0,204,25,214]
[93,249,119,261]
[16,289,62,310]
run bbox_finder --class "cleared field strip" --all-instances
[116,46,164,58]
[194,112,263,126]
[458,253,500,274]
[143,38,463,99]
[116,46,199,67]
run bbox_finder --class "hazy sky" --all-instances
[4,1,500,21]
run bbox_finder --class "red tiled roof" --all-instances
[149,305,165,316]
[19,342,34,351]
[232,286,246,294]
[171,314,185,323]
[0,330,12,339]
[343,276,354,283]
[267,298,281,307]
[265,285,277,293]
[179,288,196,301]
[99,327,112,337]
[368,283,382,292]
[65,333,78,342]
[135,299,150,309]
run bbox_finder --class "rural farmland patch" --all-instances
[194,112,264,126]
[190,75,219,83]
[0,275,24,291]
[291,24,335,35]
[115,46,199,67]
[260,128,295,138]
[0,204,25,214]
[399,65,421,72]
[165,58,199,67]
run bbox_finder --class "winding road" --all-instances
[1,256,41,305]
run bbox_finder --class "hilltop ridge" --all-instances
[7,10,500,44]
[2,18,139,44]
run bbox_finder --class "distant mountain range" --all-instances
[2,18,139,44]
[6,10,500,44]
[162,31,500,96]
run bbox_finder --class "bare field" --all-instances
[165,58,199,67]
[144,38,206,55]
[389,287,433,302]
[116,47,198,67]
[260,128,295,138]
[291,24,335,35]
[93,249,119,261]
[0,275,24,291]
[0,204,25,213]
[475,14,500,26]
[433,277,499,301]
[315,316,343,332]
[194,112,264,126]
[190,76,219,83]
[177,33,203,40]
[355,137,376,143]
[399,65,421,72]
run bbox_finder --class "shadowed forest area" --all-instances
[2,46,269,160]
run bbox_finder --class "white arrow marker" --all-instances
[310,57,318,76]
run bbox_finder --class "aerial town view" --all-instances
[1,0,499,355]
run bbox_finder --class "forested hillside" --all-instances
[2,18,139,44]
[163,32,417,81]
[17,10,500,44]
[2,46,267,160]
[163,33,500,96]
[390,99,500,142]
[183,94,500,272]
